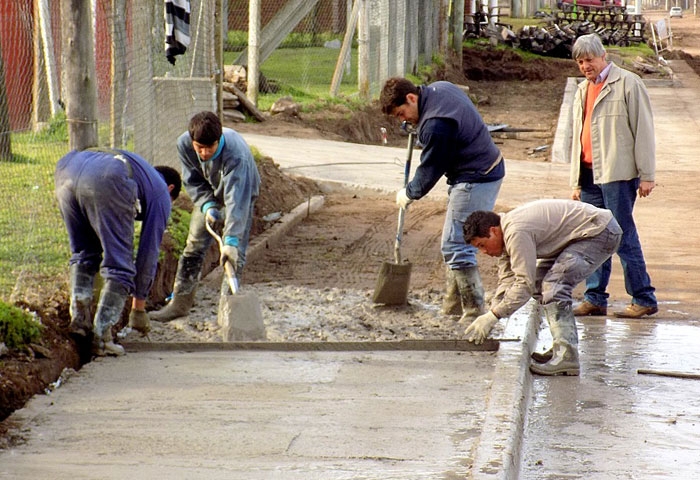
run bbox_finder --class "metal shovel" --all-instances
[372,128,415,305]
[205,221,266,341]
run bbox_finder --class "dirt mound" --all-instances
[462,47,580,81]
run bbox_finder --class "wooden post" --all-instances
[215,0,224,118]
[357,0,369,101]
[61,0,98,150]
[452,0,464,68]
[248,0,261,106]
[110,0,127,147]
[0,38,12,160]
[330,0,359,96]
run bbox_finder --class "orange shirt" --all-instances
[580,81,605,168]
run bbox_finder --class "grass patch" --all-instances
[224,45,360,111]
[0,301,43,349]
[0,131,70,299]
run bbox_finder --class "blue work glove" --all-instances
[465,311,498,345]
[396,188,413,209]
[220,236,239,270]
[204,204,224,231]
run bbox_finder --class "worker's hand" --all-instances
[396,188,413,209]
[465,311,498,345]
[638,180,655,198]
[128,308,151,335]
[220,244,239,270]
[571,188,581,201]
[205,206,224,231]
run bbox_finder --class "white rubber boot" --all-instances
[92,281,128,357]
[530,302,580,376]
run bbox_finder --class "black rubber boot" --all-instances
[150,256,202,322]
[531,348,553,363]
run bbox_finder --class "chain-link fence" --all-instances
[0,0,454,305]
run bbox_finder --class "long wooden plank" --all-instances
[122,338,513,353]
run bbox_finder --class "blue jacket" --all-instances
[177,127,260,245]
[407,81,504,200]
[55,149,172,299]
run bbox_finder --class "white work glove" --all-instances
[396,188,413,209]
[220,244,239,270]
[465,311,499,345]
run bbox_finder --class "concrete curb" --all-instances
[550,77,578,165]
[246,194,325,265]
[472,300,539,479]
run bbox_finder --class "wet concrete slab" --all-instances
[0,350,496,479]
[0,306,535,480]
[522,316,700,479]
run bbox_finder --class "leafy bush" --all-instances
[0,302,43,349]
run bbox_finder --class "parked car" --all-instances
[670,6,683,17]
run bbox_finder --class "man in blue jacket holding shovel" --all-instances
[151,111,261,322]
[380,77,505,324]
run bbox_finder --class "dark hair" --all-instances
[188,111,222,145]
[155,165,182,200]
[463,211,501,243]
[379,77,419,115]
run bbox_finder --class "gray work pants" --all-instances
[534,220,622,306]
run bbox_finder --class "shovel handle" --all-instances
[205,221,239,294]
[394,131,415,264]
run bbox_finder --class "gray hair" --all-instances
[572,34,606,60]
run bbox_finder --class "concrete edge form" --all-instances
[122,338,504,352]
[471,300,539,479]
[246,194,325,265]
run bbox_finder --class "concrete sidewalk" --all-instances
[0,308,537,480]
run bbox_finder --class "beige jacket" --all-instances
[491,199,615,319]
[570,62,656,188]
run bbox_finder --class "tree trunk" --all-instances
[111,0,127,148]
[61,0,98,150]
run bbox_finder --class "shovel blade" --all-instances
[372,261,412,305]
[217,291,267,341]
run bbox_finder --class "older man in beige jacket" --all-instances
[569,33,658,319]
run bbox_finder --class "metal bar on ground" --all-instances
[637,368,700,380]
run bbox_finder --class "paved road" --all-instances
[2,60,700,479]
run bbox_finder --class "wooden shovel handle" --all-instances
[205,221,239,294]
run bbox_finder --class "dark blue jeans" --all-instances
[579,168,657,308]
